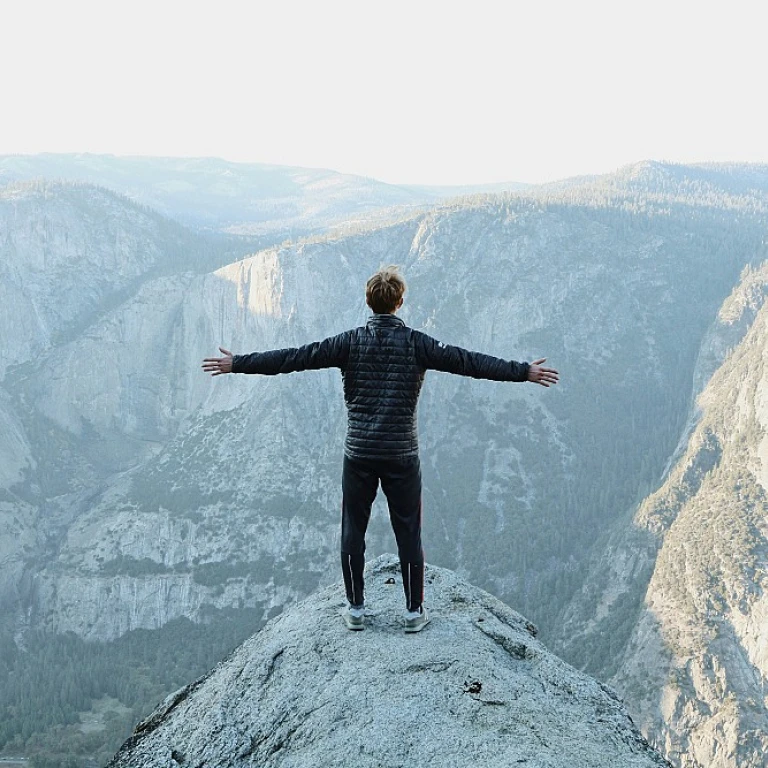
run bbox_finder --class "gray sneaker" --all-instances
[404,606,430,633]
[342,604,365,631]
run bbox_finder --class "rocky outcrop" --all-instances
[107,556,670,768]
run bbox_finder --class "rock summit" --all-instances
[107,555,670,768]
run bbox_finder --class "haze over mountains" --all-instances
[0,154,527,239]
[1,154,767,767]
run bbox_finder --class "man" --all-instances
[202,266,558,633]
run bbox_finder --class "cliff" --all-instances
[107,556,671,768]
[555,261,768,767]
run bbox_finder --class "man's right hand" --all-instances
[202,347,234,376]
[527,358,559,387]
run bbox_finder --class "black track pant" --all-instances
[340,454,424,612]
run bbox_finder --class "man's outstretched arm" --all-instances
[414,332,558,386]
[202,332,351,377]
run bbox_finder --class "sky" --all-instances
[1,0,766,186]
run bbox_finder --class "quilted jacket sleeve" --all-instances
[231,331,351,375]
[413,331,529,382]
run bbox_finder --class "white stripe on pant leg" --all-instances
[407,562,411,610]
[349,554,356,606]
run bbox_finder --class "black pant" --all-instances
[340,454,424,612]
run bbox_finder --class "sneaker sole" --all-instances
[344,619,364,631]
[404,615,431,633]
[341,610,365,631]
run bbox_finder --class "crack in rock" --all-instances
[475,620,536,660]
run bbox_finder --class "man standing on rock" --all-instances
[202,266,559,633]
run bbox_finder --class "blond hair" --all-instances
[366,265,406,313]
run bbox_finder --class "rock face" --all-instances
[106,556,670,768]
[554,261,768,767]
[610,279,768,767]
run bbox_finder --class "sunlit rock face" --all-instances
[106,556,671,768]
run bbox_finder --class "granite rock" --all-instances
[107,555,671,768]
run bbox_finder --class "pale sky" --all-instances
[2,0,766,186]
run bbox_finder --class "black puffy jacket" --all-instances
[232,313,529,459]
